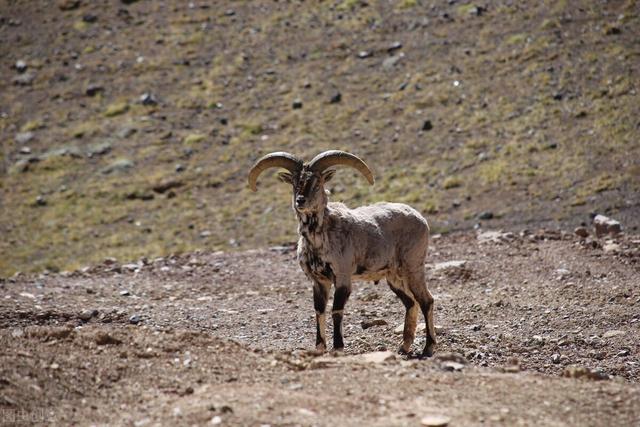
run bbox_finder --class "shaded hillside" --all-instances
[1,0,639,275]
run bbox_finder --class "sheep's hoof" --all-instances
[398,345,412,355]
[420,344,435,359]
[315,343,327,353]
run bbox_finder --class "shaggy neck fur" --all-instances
[297,208,327,245]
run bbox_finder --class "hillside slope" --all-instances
[1,0,639,275]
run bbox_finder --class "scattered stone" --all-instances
[82,13,98,23]
[15,132,34,144]
[104,102,129,117]
[311,351,396,369]
[57,0,81,11]
[41,145,82,160]
[19,146,31,154]
[420,414,451,427]
[551,353,561,364]
[78,309,98,321]
[102,159,134,174]
[604,24,622,35]
[152,179,183,194]
[478,211,494,220]
[122,263,140,271]
[440,361,465,371]
[357,351,396,364]
[175,164,186,172]
[184,133,206,144]
[602,330,625,339]
[85,83,104,97]
[562,365,608,380]
[329,91,342,104]
[13,73,35,86]
[421,120,433,131]
[433,260,467,271]
[210,416,222,425]
[361,319,388,330]
[15,60,27,73]
[593,214,621,237]
[119,290,131,296]
[555,268,571,281]
[382,54,403,69]
[95,332,122,345]
[388,41,402,52]
[477,230,514,244]
[115,127,137,140]
[435,352,468,364]
[292,99,303,109]
[140,93,158,106]
[129,314,141,325]
[603,242,621,254]
[574,226,589,238]
[617,349,630,357]
[224,9,235,16]
[357,50,372,59]
[468,5,485,16]
[86,141,112,157]
[35,195,47,206]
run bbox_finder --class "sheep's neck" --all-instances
[298,208,326,245]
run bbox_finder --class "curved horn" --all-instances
[307,150,374,185]
[248,151,302,191]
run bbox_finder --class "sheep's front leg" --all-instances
[332,276,352,351]
[313,281,331,352]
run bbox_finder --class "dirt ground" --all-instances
[1,228,639,426]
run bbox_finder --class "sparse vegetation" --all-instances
[104,102,129,117]
[0,0,638,276]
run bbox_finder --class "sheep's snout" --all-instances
[295,194,306,208]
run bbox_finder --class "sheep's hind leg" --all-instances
[332,276,352,351]
[387,279,418,354]
[313,281,331,352]
[407,269,437,358]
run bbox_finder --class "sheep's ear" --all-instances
[322,169,336,183]
[278,172,293,185]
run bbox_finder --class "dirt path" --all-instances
[1,230,639,425]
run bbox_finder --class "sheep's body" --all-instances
[297,201,436,356]
[248,150,437,356]
[298,202,429,284]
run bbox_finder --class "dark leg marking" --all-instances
[418,295,436,358]
[388,282,415,309]
[332,286,351,350]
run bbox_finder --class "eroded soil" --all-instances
[1,230,639,426]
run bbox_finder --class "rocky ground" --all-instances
[1,227,639,426]
[1,0,639,425]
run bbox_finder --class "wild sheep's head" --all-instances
[248,150,374,214]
